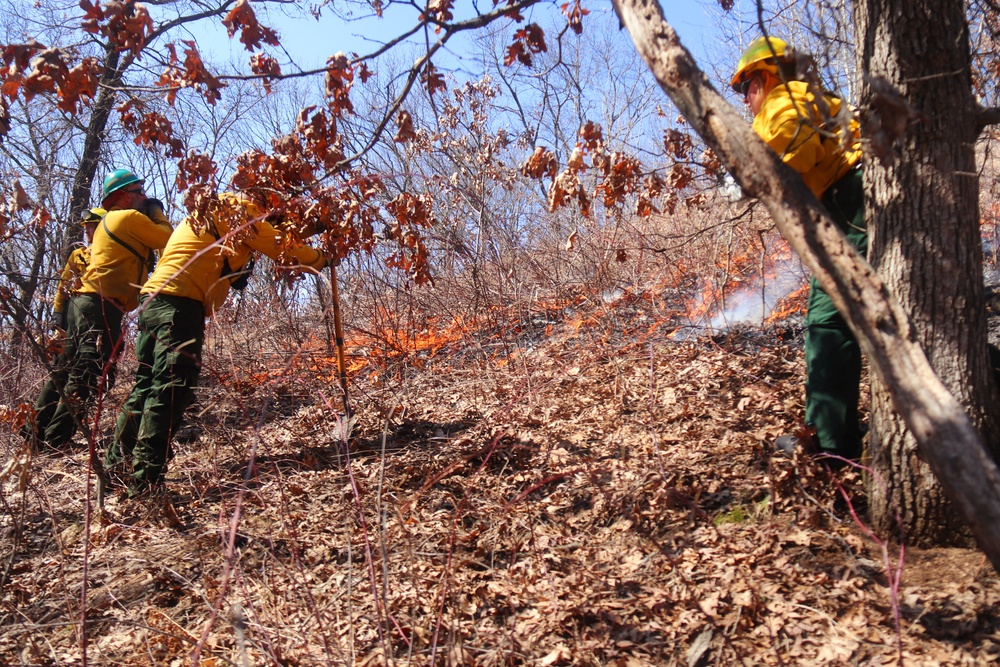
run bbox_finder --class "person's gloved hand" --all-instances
[142,197,165,218]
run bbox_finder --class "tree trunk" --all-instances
[855,0,1000,545]
[68,43,124,224]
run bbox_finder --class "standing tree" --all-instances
[855,0,1000,544]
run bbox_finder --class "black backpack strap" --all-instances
[209,223,254,289]
[207,224,231,278]
[102,218,155,275]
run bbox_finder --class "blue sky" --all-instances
[194,1,720,74]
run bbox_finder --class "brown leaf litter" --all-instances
[2,319,1000,666]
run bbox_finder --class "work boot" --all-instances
[777,440,861,471]
[20,421,55,453]
[126,480,153,500]
[816,446,862,471]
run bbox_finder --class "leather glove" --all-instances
[142,197,165,218]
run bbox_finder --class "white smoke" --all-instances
[689,256,808,330]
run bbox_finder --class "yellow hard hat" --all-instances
[731,36,790,92]
[80,207,106,225]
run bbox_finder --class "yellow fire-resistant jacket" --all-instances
[752,80,862,199]
[53,246,90,316]
[78,207,173,312]
[142,193,326,317]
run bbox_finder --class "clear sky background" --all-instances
[192,1,725,78]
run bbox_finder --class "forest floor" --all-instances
[2,292,1000,666]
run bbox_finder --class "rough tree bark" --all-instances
[855,0,1000,545]
[610,0,1000,571]
[67,43,125,224]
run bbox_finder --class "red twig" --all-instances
[80,324,127,666]
[429,429,510,665]
[826,455,906,663]
[507,471,577,504]
[316,390,411,663]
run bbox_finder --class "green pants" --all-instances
[804,168,867,457]
[28,294,123,448]
[106,295,204,491]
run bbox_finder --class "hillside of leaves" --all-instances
[3,283,1000,666]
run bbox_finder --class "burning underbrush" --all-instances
[208,240,812,399]
[2,285,999,666]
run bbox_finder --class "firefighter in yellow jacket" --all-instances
[26,170,173,450]
[27,208,104,447]
[105,192,326,495]
[731,37,866,463]
[51,208,104,331]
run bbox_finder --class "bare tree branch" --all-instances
[978,105,1000,133]
[321,0,543,178]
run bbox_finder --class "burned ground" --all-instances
[2,299,999,666]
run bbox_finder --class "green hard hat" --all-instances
[101,169,143,199]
